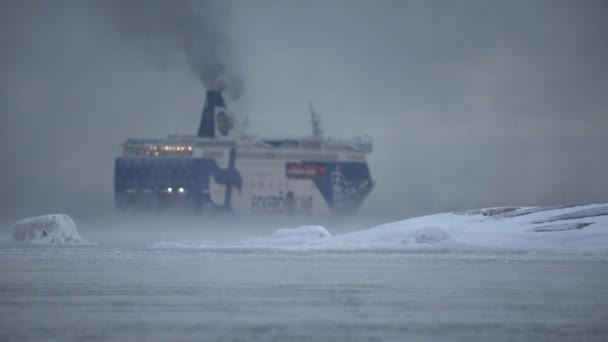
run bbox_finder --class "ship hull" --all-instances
[114,148,373,215]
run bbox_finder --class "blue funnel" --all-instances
[197,90,227,138]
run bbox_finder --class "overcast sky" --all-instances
[0,0,606,221]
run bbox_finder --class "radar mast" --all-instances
[309,102,324,139]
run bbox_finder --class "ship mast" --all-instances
[309,102,324,139]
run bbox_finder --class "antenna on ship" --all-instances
[240,115,252,139]
[309,102,324,139]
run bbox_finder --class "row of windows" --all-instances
[121,148,355,163]
[119,168,194,178]
[119,159,194,167]
[236,151,338,161]
[122,147,193,157]
[195,140,236,148]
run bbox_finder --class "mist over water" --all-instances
[0,0,607,224]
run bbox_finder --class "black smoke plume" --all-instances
[104,0,243,98]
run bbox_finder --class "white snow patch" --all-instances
[533,206,608,223]
[150,203,608,254]
[532,223,592,232]
[11,214,89,245]
[406,226,452,244]
[271,225,331,240]
[494,206,572,219]
[151,226,331,251]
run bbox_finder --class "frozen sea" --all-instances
[1,208,608,341]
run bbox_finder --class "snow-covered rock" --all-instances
[150,203,608,254]
[12,214,86,244]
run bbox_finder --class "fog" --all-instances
[1,0,607,223]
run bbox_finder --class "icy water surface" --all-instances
[1,245,607,341]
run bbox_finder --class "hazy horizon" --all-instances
[1,0,607,223]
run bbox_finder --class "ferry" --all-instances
[114,90,374,215]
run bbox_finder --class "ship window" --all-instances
[301,141,321,149]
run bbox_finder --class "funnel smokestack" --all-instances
[198,90,227,138]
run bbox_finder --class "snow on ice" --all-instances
[152,225,332,251]
[270,225,331,240]
[11,214,88,244]
[151,203,608,254]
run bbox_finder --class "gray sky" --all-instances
[0,0,607,220]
